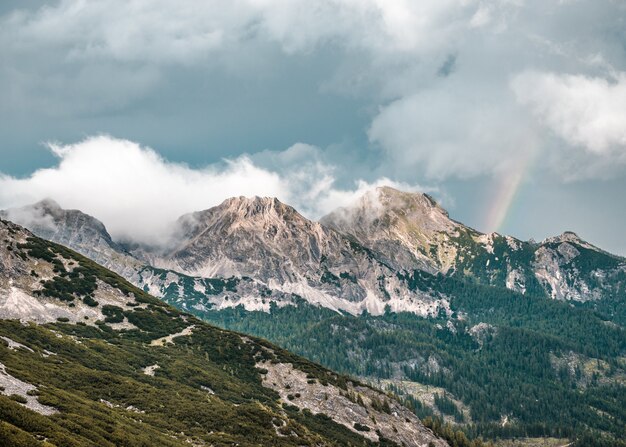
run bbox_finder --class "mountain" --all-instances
[3,189,626,445]
[0,217,447,447]
[4,196,449,317]
[321,186,459,273]
[322,186,626,304]
[7,188,624,321]
[0,199,141,274]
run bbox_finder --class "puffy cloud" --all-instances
[2,0,626,182]
[0,136,425,245]
[368,80,537,179]
[511,71,626,155]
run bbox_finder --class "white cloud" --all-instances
[511,71,626,154]
[0,136,425,245]
[2,0,625,182]
[2,0,483,63]
[368,77,538,179]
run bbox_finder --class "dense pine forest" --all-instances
[198,272,626,445]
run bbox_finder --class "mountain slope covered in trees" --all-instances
[0,218,447,447]
[3,188,626,445]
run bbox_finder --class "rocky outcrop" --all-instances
[3,187,625,316]
[258,357,448,446]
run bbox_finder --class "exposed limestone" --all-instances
[150,325,195,346]
[258,360,447,447]
[0,362,57,415]
[0,336,34,352]
[142,364,160,376]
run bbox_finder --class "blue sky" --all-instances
[1,0,626,253]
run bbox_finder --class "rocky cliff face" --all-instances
[0,199,141,274]
[321,186,459,273]
[3,187,624,318]
[135,195,447,316]
[322,187,626,303]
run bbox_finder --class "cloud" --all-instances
[2,0,480,63]
[0,136,425,245]
[2,0,626,182]
[511,71,626,155]
[368,76,538,179]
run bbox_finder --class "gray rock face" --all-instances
[158,196,368,281]
[3,187,624,317]
[0,200,140,273]
[322,186,462,273]
[259,357,448,447]
[322,187,626,303]
[136,195,447,315]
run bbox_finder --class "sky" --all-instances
[1,0,625,253]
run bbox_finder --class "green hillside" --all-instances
[199,273,626,446]
[0,220,445,447]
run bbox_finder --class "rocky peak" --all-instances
[377,186,448,215]
[322,186,456,237]
[541,231,601,252]
[0,201,137,272]
[1,200,112,243]
[209,195,302,225]
[223,195,292,215]
[158,196,347,280]
[176,195,319,244]
[555,231,583,243]
[319,187,460,272]
[30,198,63,215]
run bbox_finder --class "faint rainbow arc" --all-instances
[483,144,538,234]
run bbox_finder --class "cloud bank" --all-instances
[0,136,424,245]
[511,71,626,178]
[2,0,626,182]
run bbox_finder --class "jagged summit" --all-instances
[173,195,324,254]
[0,200,137,271]
[4,187,625,313]
[377,186,447,214]
[322,186,456,236]
[222,195,293,214]
[545,231,585,244]
[191,196,305,224]
[321,186,460,272]
[2,199,109,238]
[542,230,606,252]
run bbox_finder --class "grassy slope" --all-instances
[0,230,406,447]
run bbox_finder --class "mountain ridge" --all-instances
[0,217,448,447]
[2,189,626,445]
[3,187,625,317]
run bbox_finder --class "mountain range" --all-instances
[2,186,625,445]
[3,186,625,319]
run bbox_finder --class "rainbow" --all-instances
[483,143,538,234]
